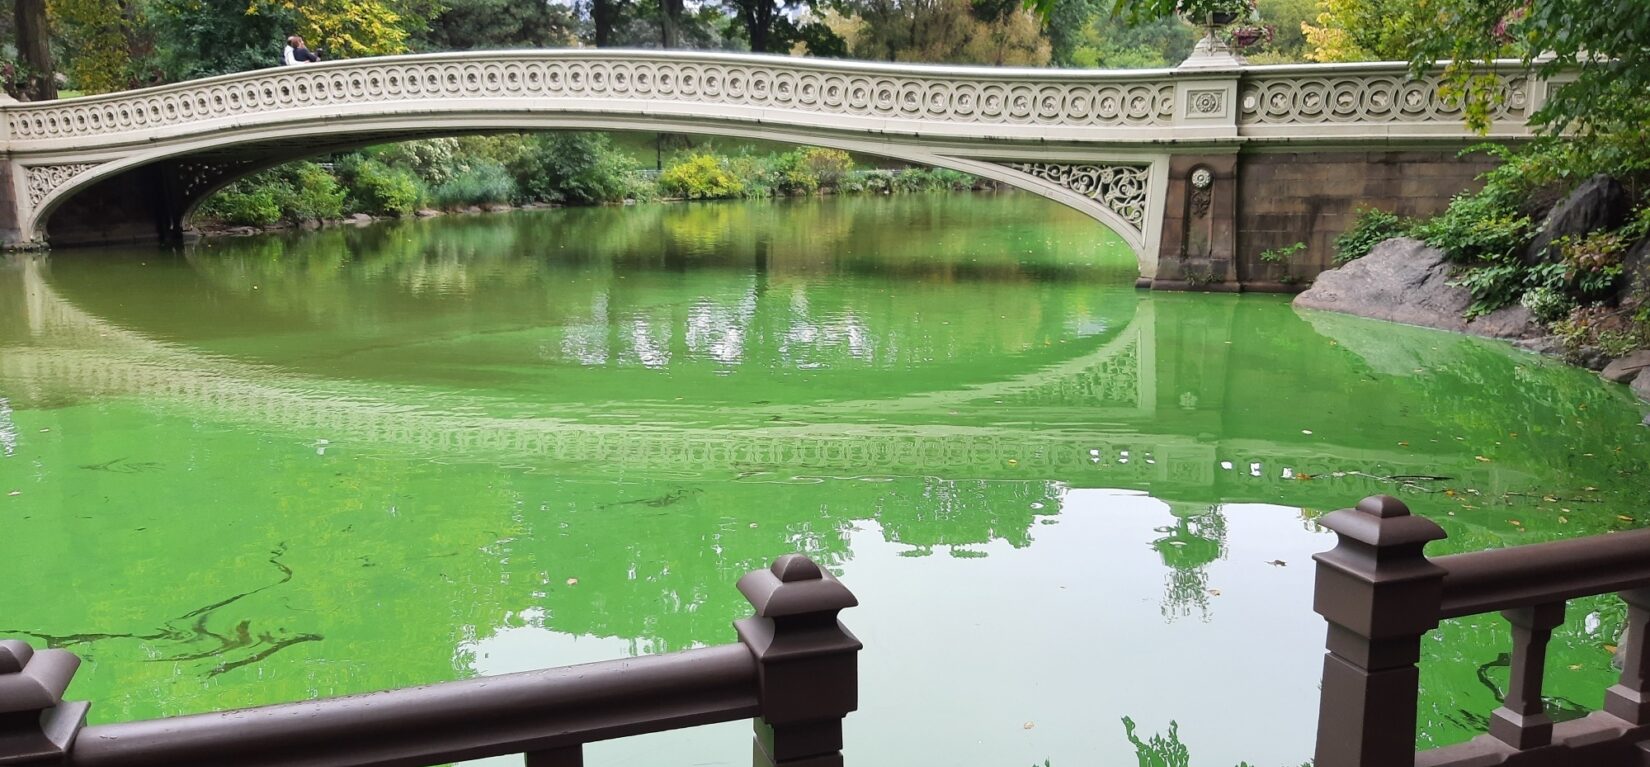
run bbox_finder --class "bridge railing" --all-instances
[0,553,860,767]
[1313,495,1650,767]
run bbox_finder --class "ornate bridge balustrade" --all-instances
[1314,496,1650,767]
[0,554,860,767]
[0,50,1549,287]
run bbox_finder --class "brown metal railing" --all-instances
[1313,495,1650,767]
[0,553,860,767]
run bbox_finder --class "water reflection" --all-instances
[2,195,1648,766]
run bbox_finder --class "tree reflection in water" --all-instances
[1150,504,1228,621]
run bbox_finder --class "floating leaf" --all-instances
[1023,722,1036,730]
[1475,455,1492,462]
[565,578,579,586]
[1207,588,1222,596]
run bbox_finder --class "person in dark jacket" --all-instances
[283,36,320,65]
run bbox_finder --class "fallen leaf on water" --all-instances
[1207,588,1222,596]
[6,491,18,497]
[1296,473,1314,481]
[1398,441,1410,447]
[1023,722,1036,730]
[1606,644,1619,653]
[1509,432,1519,438]
[1585,486,1598,491]
[1569,664,1583,671]
[1445,489,1458,497]
[1559,516,1570,524]
[1475,455,1492,463]
[565,578,579,586]
[1509,520,1523,527]
[1543,495,1559,502]
[1619,515,1636,522]
[1006,459,1019,466]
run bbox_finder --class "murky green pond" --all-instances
[2,194,1648,766]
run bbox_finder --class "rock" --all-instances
[415,208,443,218]
[1514,335,1566,358]
[1293,237,1538,339]
[483,203,513,213]
[1524,174,1630,264]
[349,213,374,224]
[464,206,483,214]
[1572,347,1612,371]
[1602,350,1650,383]
[1634,368,1650,403]
[1624,237,1650,298]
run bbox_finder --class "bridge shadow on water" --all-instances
[1,196,1647,766]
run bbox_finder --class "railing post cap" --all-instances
[739,555,857,619]
[1357,494,1410,518]
[1317,494,1448,550]
[0,640,34,674]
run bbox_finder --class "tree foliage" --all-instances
[246,0,433,59]
[417,0,577,50]
[1408,0,1650,137]
[838,0,1049,64]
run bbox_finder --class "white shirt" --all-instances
[283,45,298,66]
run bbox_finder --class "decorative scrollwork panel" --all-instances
[1001,162,1151,235]
[25,163,100,209]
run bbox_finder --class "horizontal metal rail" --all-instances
[2,553,862,767]
[1437,528,1650,619]
[66,644,757,767]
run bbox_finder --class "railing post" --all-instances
[0,640,88,765]
[1489,602,1565,748]
[1605,588,1650,724]
[1312,495,1448,767]
[735,554,861,767]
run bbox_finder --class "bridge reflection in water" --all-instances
[2,203,1646,767]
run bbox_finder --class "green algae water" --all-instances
[2,193,1648,767]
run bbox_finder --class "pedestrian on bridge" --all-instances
[283,36,320,66]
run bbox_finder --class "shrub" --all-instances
[658,153,744,200]
[796,147,854,190]
[428,159,516,208]
[282,162,346,222]
[1520,285,1574,324]
[510,132,642,205]
[199,185,281,227]
[1334,207,1410,264]
[1559,231,1628,301]
[343,158,423,216]
[769,150,822,195]
[1449,264,1531,319]
[1413,192,1533,265]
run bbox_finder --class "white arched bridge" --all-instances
[0,49,1551,287]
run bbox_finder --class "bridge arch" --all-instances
[30,114,1167,277]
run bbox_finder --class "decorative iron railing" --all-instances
[1313,495,1650,767]
[0,553,859,767]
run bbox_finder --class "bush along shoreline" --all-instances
[1297,139,1650,413]
[194,134,994,236]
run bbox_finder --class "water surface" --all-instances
[2,194,1647,767]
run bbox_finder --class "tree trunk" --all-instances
[13,0,55,100]
[659,0,682,48]
[592,0,618,47]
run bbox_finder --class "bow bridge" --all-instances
[0,49,1550,287]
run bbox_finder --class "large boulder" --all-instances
[1294,237,1537,339]
[1524,174,1631,264]
[1602,350,1650,383]
[1633,368,1650,405]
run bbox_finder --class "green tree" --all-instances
[246,0,436,59]
[149,0,289,79]
[12,0,56,99]
[1411,0,1650,137]
[1300,0,1424,62]
[417,0,577,50]
[47,0,154,93]
[839,0,1049,64]
[720,0,840,53]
